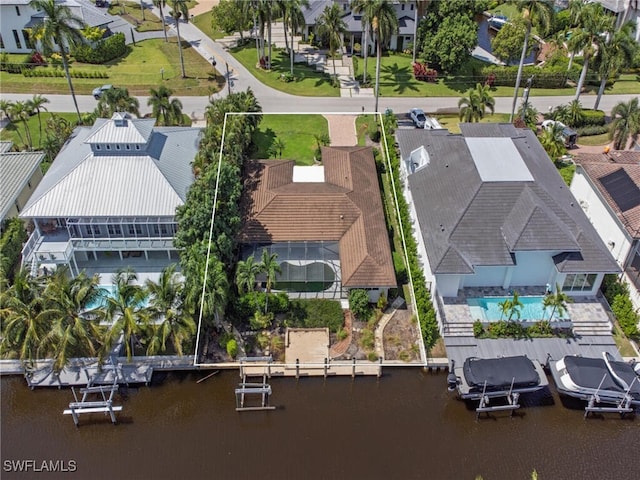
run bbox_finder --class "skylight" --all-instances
[465,137,533,182]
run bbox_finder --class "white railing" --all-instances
[21,230,41,265]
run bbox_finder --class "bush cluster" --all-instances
[0,53,33,73]
[413,62,438,82]
[72,33,127,64]
[22,68,108,79]
[576,109,606,127]
[286,299,344,333]
[234,292,290,319]
[382,118,439,349]
[0,219,28,282]
[474,320,563,339]
[349,289,371,321]
[611,294,639,339]
[480,64,574,89]
[576,125,609,136]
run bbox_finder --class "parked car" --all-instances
[542,120,578,148]
[409,108,427,128]
[92,84,113,99]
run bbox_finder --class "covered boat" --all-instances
[447,355,548,400]
[549,353,640,412]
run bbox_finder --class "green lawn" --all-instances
[229,44,339,97]
[355,114,377,146]
[0,112,79,151]
[108,1,164,32]
[435,113,511,133]
[251,114,329,165]
[193,11,226,40]
[556,161,576,186]
[0,39,224,96]
[577,133,610,146]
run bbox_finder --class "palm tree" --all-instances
[236,255,261,297]
[609,98,640,150]
[351,0,375,84]
[566,99,584,127]
[100,268,148,362]
[458,83,495,123]
[8,101,30,149]
[0,269,49,366]
[169,0,190,78]
[42,268,104,372]
[279,0,308,75]
[153,0,169,42]
[29,0,85,123]
[543,283,572,320]
[0,99,14,124]
[517,100,539,129]
[507,291,524,320]
[317,3,347,81]
[148,85,184,125]
[29,94,49,149]
[497,298,512,320]
[144,264,196,356]
[507,0,554,122]
[369,0,398,113]
[97,87,140,117]
[566,0,587,71]
[540,121,566,160]
[567,2,612,102]
[592,22,636,111]
[259,248,281,313]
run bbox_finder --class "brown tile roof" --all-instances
[241,146,396,288]
[574,151,640,238]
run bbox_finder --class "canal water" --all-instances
[1,369,637,480]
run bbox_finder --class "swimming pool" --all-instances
[85,285,149,310]
[467,296,568,321]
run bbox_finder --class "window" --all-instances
[126,144,130,150]
[115,144,120,150]
[85,225,101,235]
[128,224,143,235]
[22,30,33,49]
[135,145,140,150]
[15,6,21,16]
[14,200,20,213]
[106,144,111,150]
[562,273,598,292]
[401,3,404,10]
[0,34,5,49]
[96,144,101,150]
[27,181,31,188]
[12,30,21,49]
[410,4,414,10]
[107,225,122,236]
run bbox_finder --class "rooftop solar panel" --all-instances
[600,168,640,212]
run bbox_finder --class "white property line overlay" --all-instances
[193,111,425,368]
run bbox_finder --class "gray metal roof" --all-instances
[397,15,415,36]
[0,145,45,220]
[0,142,12,153]
[85,114,155,144]
[399,124,620,275]
[303,0,334,25]
[20,117,201,218]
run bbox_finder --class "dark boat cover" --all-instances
[463,356,540,392]
[607,360,640,397]
[564,356,621,392]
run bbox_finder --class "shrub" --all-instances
[279,72,295,83]
[576,109,605,127]
[72,33,127,64]
[611,294,639,339]
[226,339,238,358]
[235,292,289,319]
[480,64,571,89]
[413,62,438,82]
[576,125,609,136]
[368,124,381,142]
[0,218,28,282]
[472,320,484,337]
[336,328,349,341]
[218,331,234,348]
[250,310,273,330]
[528,320,553,337]
[601,274,629,305]
[377,292,388,311]
[349,289,371,321]
[367,351,378,362]
[360,329,375,350]
[286,299,344,333]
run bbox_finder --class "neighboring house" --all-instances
[302,0,416,55]
[0,141,44,229]
[395,124,620,301]
[593,0,640,42]
[0,0,113,54]
[19,112,202,278]
[239,146,395,302]
[570,150,640,309]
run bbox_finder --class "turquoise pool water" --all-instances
[467,296,568,321]
[85,285,149,310]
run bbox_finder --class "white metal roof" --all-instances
[466,137,534,182]
[84,114,155,145]
[0,146,45,220]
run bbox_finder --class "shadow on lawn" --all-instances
[380,62,419,95]
[251,127,276,159]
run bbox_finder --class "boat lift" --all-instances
[235,356,276,412]
[583,375,636,419]
[63,368,122,426]
[475,378,521,419]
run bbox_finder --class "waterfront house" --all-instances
[0,141,44,229]
[19,112,202,279]
[570,150,640,309]
[0,0,113,54]
[592,0,640,42]
[239,146,395,302]
[395,124,620,301]
[302,0,416,55]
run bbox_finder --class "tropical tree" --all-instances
[566,0,588,71]
[540,121,567,160]
[28,95,49,149]
[548,103,570,124]
[517,100,539,129]
[235,254,261,305]
[351,0,375,84]
[609,97,640,150]
[592,22,637,110]
[254,0,276,68]
[8,101,31,149]
[184,250,229,327]
[317,3,347,81]
[42,268,104,372]
[169,0,190,78]
[211,0,253,43]
[278,0,308,75]
[0,99,14,124]
[543,283,572,320]
[153,0,169,42]
[567,2,612,102]
[259,248,281,313]
[566,99,584,127]
[492,17,531,65]
[458,83,495,123]
[144,264,196,356]
[100,268,148,362]
[97,87,141,117]
[148,85,184,126]
[507,0,555,122]
[29,0,85,123]
[369,0,398,113]
[0,269,48,366]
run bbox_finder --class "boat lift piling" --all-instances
[475,378,521,419]
[63,374,122,427]
[584,375,636,419]
[236,356,276,412]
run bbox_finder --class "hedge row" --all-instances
[382,120,439,349]
[579,109,606,127]
[612,294,639,339]
[576,125,609,136]
[72,33,127,64]
[22,69,108,79]
[0,218,28,281]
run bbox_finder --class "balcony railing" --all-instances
[71,237,174,251]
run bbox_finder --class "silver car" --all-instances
[92,84,113,99]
